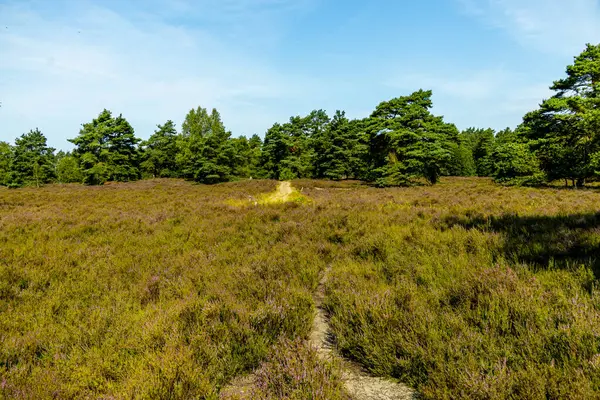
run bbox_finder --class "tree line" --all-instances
[1,43,599,188]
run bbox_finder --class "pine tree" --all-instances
[55,151,83,183]
[261,123,289,179]
[177,107,234,183]
[140,120,179,178]
[262,110,329,180]
[7,129,55,188]
[70,109,141,185]
[460,128,496,176]
[230,134,263,178]
[522,43,600,187]
[0,141,12,186]
[489,142,544,186]
[313,111,368,180]
[366,90,459,186]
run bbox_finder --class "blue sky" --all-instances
[1,0,600,150]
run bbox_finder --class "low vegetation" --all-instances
[236,339,348,400]
[0,180,324,398]
[1,177,599,399]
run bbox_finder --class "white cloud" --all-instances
[394,69,510,100]
[459,0,600,56]
[0,1,319,148]
[386,67,553,130]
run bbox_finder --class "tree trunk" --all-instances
[576,177,586,188]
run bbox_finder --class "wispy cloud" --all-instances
[2,0,593,148]
[386,67,552,130]
[0,0,319,148]
[459,0,600,55]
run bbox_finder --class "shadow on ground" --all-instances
[442,211,600,279]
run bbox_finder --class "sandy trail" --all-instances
[310,268,417,400]
[222,182,417,399]
[270,181,293,202]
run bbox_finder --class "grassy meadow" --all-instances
[1,178,599,399]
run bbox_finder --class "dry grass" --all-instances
[1,177,599,399]
[0,179,323,399]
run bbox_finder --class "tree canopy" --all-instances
[140,120,179,178]
[7,129,55,188]
[366,90,459,186]
[4,43,600,189]
[70,109,140,185]
[177,107,235,184]
[0,141,12,186]
[521,43,600,187]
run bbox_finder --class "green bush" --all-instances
[491,143,544,186]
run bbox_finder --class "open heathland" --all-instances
[1,178,599,399]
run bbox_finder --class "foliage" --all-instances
[490,142,545,186]
[460,127,496,176]
[230,134,264,179]
[3,91,526,188]
[177,107,235,183]
[313,111,369,180]
[6,129,55,188]
[70,109,141,185]
[0,141,12,186]
[140,120,180,178]
[2,178,599,399]
[262,110,329,180]
[366,90,459,186]
[446,137,476,176]
[495,127,518,145]
[55,151,84,184]
[522,43,600,187]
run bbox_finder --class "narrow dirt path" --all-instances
[268,181,293,203]
[222,182,417,399]
[311,267,417,400]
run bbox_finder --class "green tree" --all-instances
[283,110,328,179]
[0,141,12,186]
[247,134,264,178]
[140,120,179,178]
[7,129,55,188]
[177,107,234,183]
[261,123,289,179]
[490,142,544,186]
[460,128,496,176]
[70,109,141,185]
[262,110,329,180]
[313,111,369,180]
[55,151,83,183]
[495,127,517,145]
[447,138,476,176]
[522,43,600,187]
[366,90,459,186]
[230,134,263,178]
